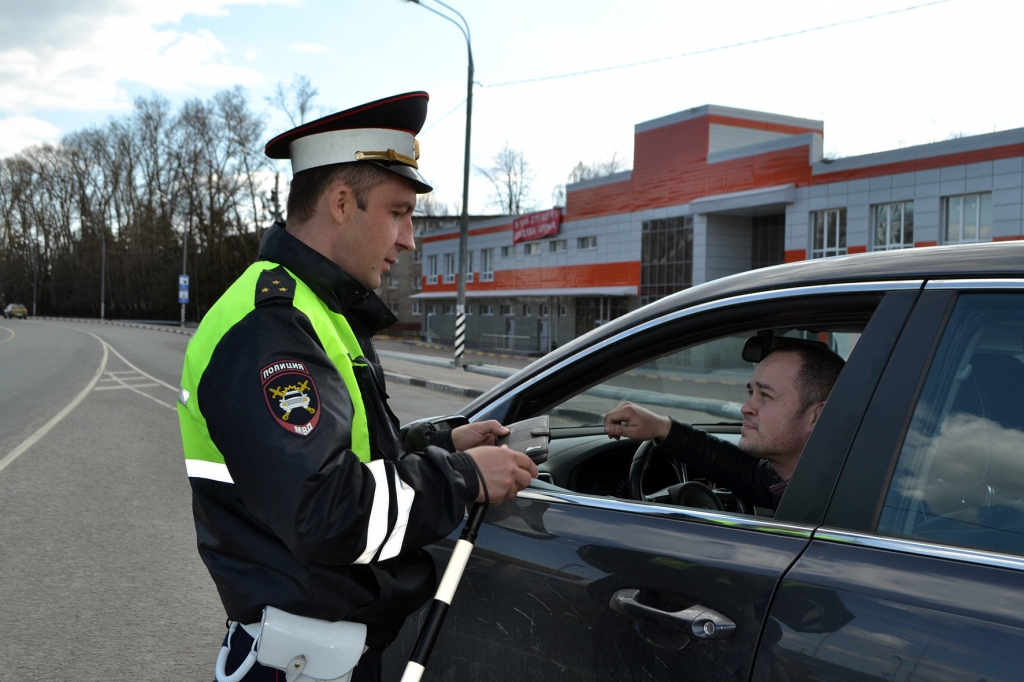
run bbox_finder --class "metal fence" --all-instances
[479,334,533,353]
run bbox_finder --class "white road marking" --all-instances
[93,368,175,410]
[0,326,15,344]
[100,344,178,392]
[0,332,108,476]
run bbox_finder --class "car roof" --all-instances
[463,241,1024,415]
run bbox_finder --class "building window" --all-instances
[811,208,847,259]
[411,302,422,315]
[481,248,495,282]
[413,249,422,263]
[550,239,567,252]
[426,304,437,314]
[559,305,568,317]
[466,305,474,315]
[388,300,398,313]
[576,297,628,334]
[386,275,398,289]
[443,253,456,283]
[500,304,515,316]
[523,305,533,316]
[944,193,992,244]
[412,276,422,291]
[501,245,515,257]
[442,304,455,315]
[641,216,693,305]
[481,304,494,316]
[541,304,549,317]
[427,255,438,284]
[751,214,785,268]
[873,201,914,250]
[525,242,541,255]
[578,236,597,249]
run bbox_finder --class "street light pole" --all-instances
[403,0,473,367]
[100,226,106,320]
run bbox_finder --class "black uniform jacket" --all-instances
[190,223,479,647]
[655,419,786,509]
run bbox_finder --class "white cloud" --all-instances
[290,44,328,54]
[0,1,294,116]
[245,48,259,62]
[0,116,62,157]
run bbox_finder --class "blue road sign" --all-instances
[178,274,190,304]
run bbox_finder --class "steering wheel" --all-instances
[629,439,685,501]
[628,439,751,514]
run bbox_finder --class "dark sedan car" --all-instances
[385,242,1024,682]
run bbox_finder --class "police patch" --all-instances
[261,360,320,437]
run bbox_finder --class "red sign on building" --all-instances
[513,209,562,244]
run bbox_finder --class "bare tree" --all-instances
[477,144,535,215]
[414,191,450,217]
[552,153,629,207]
[265,74,320,127]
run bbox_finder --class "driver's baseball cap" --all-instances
[264,92,433,194]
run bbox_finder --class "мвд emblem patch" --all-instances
[261,360,320,436]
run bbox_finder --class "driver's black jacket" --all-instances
[655,419,786,509]
[181,223,479,648]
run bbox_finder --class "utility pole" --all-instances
[180,219,189,328]
[31,235,38,317]
[100,226,106,320]
[403,0,473,367]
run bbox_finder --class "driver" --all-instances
[603,342,845,510]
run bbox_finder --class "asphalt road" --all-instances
[0,320,477,681]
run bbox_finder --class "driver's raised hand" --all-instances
[604,401,672,442]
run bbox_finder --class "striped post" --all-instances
[401,503,487,682]
[454,306,466,364]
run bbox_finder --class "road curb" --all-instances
[35,316,196,336]
[384,372,483,399]
[35,317,485,400]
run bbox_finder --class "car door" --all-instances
[755,281,1024,681]
[383,283,919,681]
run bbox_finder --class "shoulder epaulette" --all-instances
[255,266,297,308]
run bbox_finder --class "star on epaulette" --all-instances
[261,287,270,293]
[278,287,288,292]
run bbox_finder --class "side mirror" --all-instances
[403,414,470,451]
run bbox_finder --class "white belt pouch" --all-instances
[217,605,368,682]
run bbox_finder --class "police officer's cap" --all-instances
[265,91,433,194]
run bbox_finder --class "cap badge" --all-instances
[354,146,419,169]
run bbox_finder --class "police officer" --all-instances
[178,92,537,681]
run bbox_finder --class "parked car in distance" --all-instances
[384,241,1024,682]
[3,303,28,319]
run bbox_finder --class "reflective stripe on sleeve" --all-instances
[378,470,416,561]
[354,460,391,564]
[185,459,234,484]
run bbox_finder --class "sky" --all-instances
[1,0,1022,214]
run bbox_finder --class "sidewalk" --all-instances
[374,338,532,400]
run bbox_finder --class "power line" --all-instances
[421,98,467,134]
[482,0,953,89]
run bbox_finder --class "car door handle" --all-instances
[609,589,736,641]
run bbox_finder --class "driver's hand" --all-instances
[604,401,672,442]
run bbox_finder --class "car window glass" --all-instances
[878,293,1024,556]
[550,331,860,428]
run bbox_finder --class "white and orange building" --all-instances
[413,104,1024,352]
